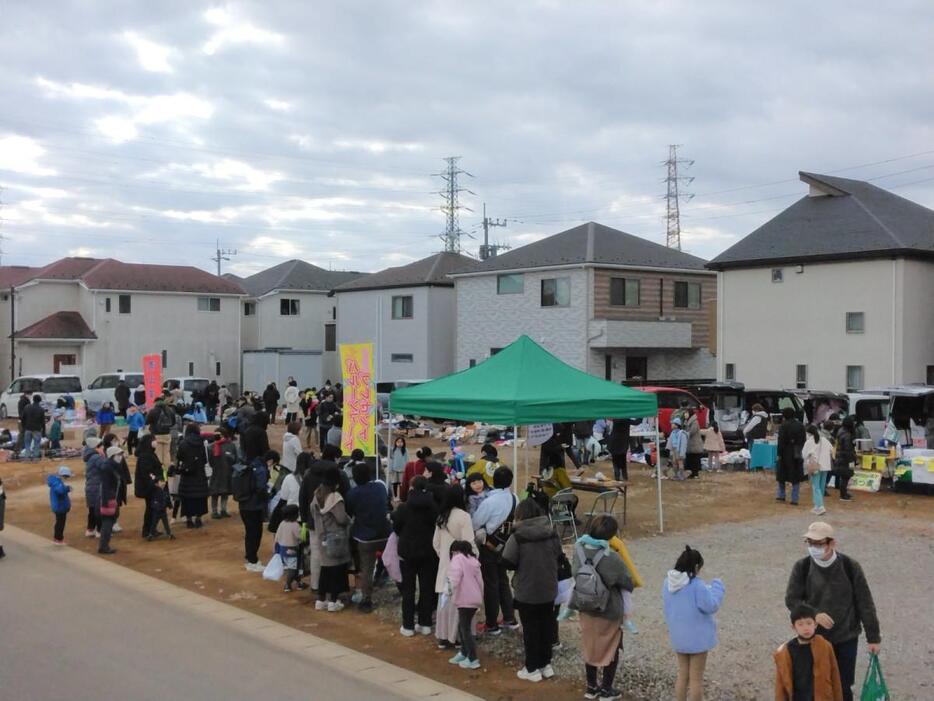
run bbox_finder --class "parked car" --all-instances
[162,377,210,406]
[795,390,849,427]
[634,386,708,436]
[690,382,746,450]
[84,371,146,413]
[847,392,890,444]
[0,374,83,419]
[742,389,805,422]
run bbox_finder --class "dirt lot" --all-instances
[2,421,930,700]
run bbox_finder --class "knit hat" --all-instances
[57,465,73,477]
[106,446,124,459]
[85,437,101,449]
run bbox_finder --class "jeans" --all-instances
[479,547,515,628]
[240,509,264,564]
[516,601,554,672]
[833,637,859,701]
[675,651,708,701]
[53,512,67,541]
[356,538,387,602]
[98,515,116,552]
[776,481,800,503]
[810,471,828,509]
[458,608,478,661]
[400,556,438,629]
[23,430,42,459]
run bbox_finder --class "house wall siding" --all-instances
[899,259,934,384]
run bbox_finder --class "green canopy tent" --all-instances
[390,335,666,530]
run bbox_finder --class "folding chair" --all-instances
[549,488,579,543]
[584,489,619,532]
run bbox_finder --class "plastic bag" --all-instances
[860,654,890,701]
[380,532,402,583]
[262,554,284,581]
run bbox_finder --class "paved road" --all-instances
[0,535,439,701]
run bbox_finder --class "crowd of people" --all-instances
[3,382,884,701]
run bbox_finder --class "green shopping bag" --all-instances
[860,654,890,701]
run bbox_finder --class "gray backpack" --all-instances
[571,543,610,613]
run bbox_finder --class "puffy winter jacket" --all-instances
[392,489,439,561]
[47,475,71,513]
[501,515,562,605]
[662,571,725,654]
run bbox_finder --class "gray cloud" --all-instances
[1,1,932,274]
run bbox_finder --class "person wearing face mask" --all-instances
[785,522,881,701]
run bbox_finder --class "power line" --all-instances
[210,239,237,276]
[479,202,509,260]
[434,156,474,253]
[664,145,694,251]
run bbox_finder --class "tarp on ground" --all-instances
[389,335,657,424]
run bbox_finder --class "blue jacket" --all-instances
[47,475,71,513]
[661,571,725,654]
[345,481,391,542]
[127,412,145,431]
[97,409,115,425]
[191,406,207,423]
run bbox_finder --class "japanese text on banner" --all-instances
[339,343,376,456]
[142,354,162,409]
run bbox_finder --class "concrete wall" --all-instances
[336,286,451,383]
[899,259,934,384]
[12,342,86,379]
[249,291,332,351]
[455,268,589,371]
[718,259,899,391]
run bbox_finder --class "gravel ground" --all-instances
[373,510,934,700]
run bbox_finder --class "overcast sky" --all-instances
[1,1,932,276]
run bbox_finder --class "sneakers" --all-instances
[84,529,96,538]
[811,506,827,515]
[501,619,521,631]
[351,590,363,604]
[399,626,415,637]
[517,668,542,682]
[448,652,466,665]
[244,561,264,572]
[484,625,502,636]
[540,664,555,679]
[623,619,639,634]
[94,531,101,539]
[314,601,328,611]
[459,658,481,670]
[112,523,123,533]
[585,686,600,699]
[327,601,344,612]
[52,539,66,546]
[599,688,622,700]
[416,625,432,635]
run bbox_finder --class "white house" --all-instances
[235,259,365,390]
[332,252,479,383]
[450,222,718,381]
[708,171,934,392]
[1,257,244,389]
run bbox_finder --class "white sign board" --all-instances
[526,423,554,446]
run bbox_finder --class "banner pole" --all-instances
[655,413,664,533]
[513,424,519,495]
[385,398,392,489]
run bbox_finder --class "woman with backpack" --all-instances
[571,515,633,701]
[238,450,274,572]
[662,546,725,701]
[311,468,351,612]
[501,499,563,684]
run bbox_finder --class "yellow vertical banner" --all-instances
[339,342,376,456]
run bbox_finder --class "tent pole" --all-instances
[655,414,663,533]
[523,426,528,492]
[513,424,519,495]
[385,399,392,488]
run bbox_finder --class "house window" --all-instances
[541,277,570,307]
[215,362,221,377]
[118,294,131,314]
[391,295,413,319]
[610,278,640,307]
[469,359,477,368]
[846,312,864,334]
[391,353,414,363]
[105,297,111,313]
[725,363,736,381]
[490,347,503,356]
[846,365,864,392]
[188,362,195,376]
[772,268,784,283]
[796,364,808,390]
[674,281,701,309]
[497,274,524,295]
[325,324,336,352]
[198,296,221,312]
[243,302,255,316]
[161,350,168,369]
[332,306,336,320]
[280,298,300,316]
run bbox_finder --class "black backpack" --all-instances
[231,462,255,502]
[156,406,175,433]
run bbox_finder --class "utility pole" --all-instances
[211,239,237,276]
[479,203,509,260]
[664,145,694,251]
[433,156,474,253]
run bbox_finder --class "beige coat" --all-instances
[432,507,475,593]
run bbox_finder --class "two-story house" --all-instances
[1,257,244,388]
[332,252,479,383]
[709,171,934,392]
[451,222,717,381]
[235,259,366,390]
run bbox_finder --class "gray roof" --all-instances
[451,222,710,275]
[239,259,366,296]
[708,172,934,269]
[333,252,480,292]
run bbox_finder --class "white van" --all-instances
[846,393,890,444]
[84,372,146,413]
[162,377,211,405]
[0,374,84,418]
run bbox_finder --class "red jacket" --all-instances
[399,459,426,501]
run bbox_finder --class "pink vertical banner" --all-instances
[142,354,162,409]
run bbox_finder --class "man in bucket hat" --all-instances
[785,522,881,701]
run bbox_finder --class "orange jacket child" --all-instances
[773,633,843,701]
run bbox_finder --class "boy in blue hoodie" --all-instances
[126,405,145,455]
[667,418,688,481]
[47,465,73,544]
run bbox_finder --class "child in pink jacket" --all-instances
[446,540,484,670]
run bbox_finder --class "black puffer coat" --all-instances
[177,433,210,500]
